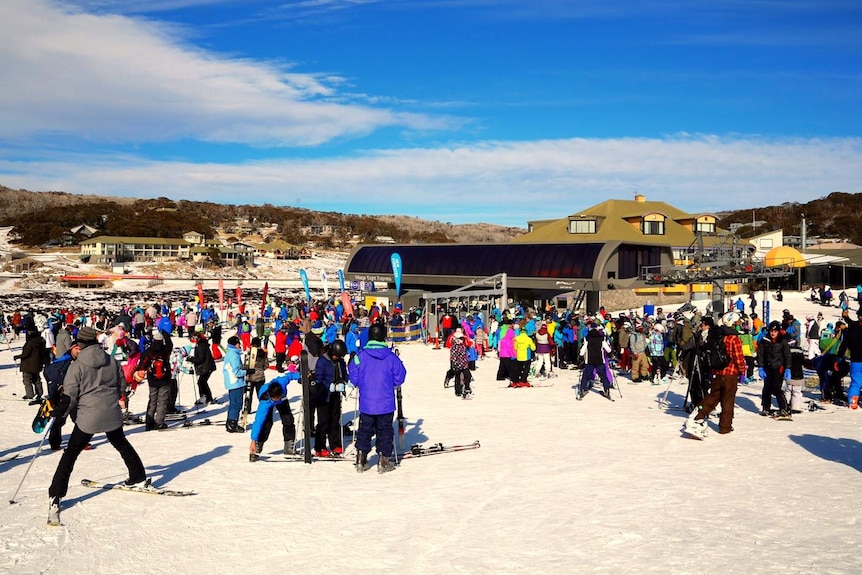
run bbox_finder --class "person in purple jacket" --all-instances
[348,323,407,473]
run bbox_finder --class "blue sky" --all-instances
[1,0,861,226]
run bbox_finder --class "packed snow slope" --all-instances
[0,291,860,575]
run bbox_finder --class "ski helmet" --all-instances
[368,323,387,342]
[330,339,348,358]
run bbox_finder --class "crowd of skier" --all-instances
[3,284,861,524]
[436,290,861,439]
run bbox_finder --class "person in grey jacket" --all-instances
[54,323,74,360]
[47,326,146,525]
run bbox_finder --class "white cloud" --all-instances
[1,135,859,226]
[0,0,447,147]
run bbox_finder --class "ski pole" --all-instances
[9,418,54,505]
[658,374,674,408]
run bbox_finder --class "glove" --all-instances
[784,369,791,381]
[758,368,767,380]
[245,368,255,375]
[834,362,840,372]
[13,354,20,361]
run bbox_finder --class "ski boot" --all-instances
[355,450,368,474]
[249,452,259,463]
[683,417,708,439]
[377,454,396,474]
[47,496,61,527]
[283,440,295,455]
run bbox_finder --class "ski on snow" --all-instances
[399,440,481,459]
[0,454,20,463]
[258,453,347,463]
[80,478,195,497]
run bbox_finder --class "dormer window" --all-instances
[568,218,597,234]
[694,216,715,234]
[641,213,666,235]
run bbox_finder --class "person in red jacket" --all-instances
[274,324,288,372]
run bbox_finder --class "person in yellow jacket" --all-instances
[512,322,537,388]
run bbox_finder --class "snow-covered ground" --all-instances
[0,290,860,575]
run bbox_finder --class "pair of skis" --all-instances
[80,478,194,497]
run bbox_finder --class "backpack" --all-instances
[44,357,73,397]
[148,355,166,380]
[703,330,730,371]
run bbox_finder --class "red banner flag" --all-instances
[218,278,224,311]
[197,282,205,309]
[260,282,269,316]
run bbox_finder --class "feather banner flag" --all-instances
[321,270,329,300]
[299,269,310,303]
[390,252,402,300]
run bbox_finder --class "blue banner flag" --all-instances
[390,252,402,299]
[299,269,311,303]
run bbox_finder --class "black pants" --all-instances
[49,425,145,498]
[453,368,472,396]
[650,354,668,380]
[196,371,213,402]
[49,414,68,451]
[314,393,343,451]
[516,360,531,383]
[257,401,296,448]
[762,366,789,411]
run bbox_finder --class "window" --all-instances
[568,219,596,234]
[642,219,665,235]
[694,221,715,233]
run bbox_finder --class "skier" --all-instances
[348,323,407,473]
[757,320,793,419]
[186,333,217,405]
[684,312,747,438]
[42,341,80,451]
[577,324,613,400]
[512,322,536,387]
[449,328,473,397]
[136,330,174,430]
[248,375,299,462]
[836,308,862,410]
[222,336,248,432]
[47,326,146,525]
[245,337,268,406]
[311,339,349,457]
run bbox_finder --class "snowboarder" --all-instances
[684,312,747,438]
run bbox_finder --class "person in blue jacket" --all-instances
[345,323,362,364]
[348,323,407,473]
[222,336,247,433]
[248,374,298,462]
